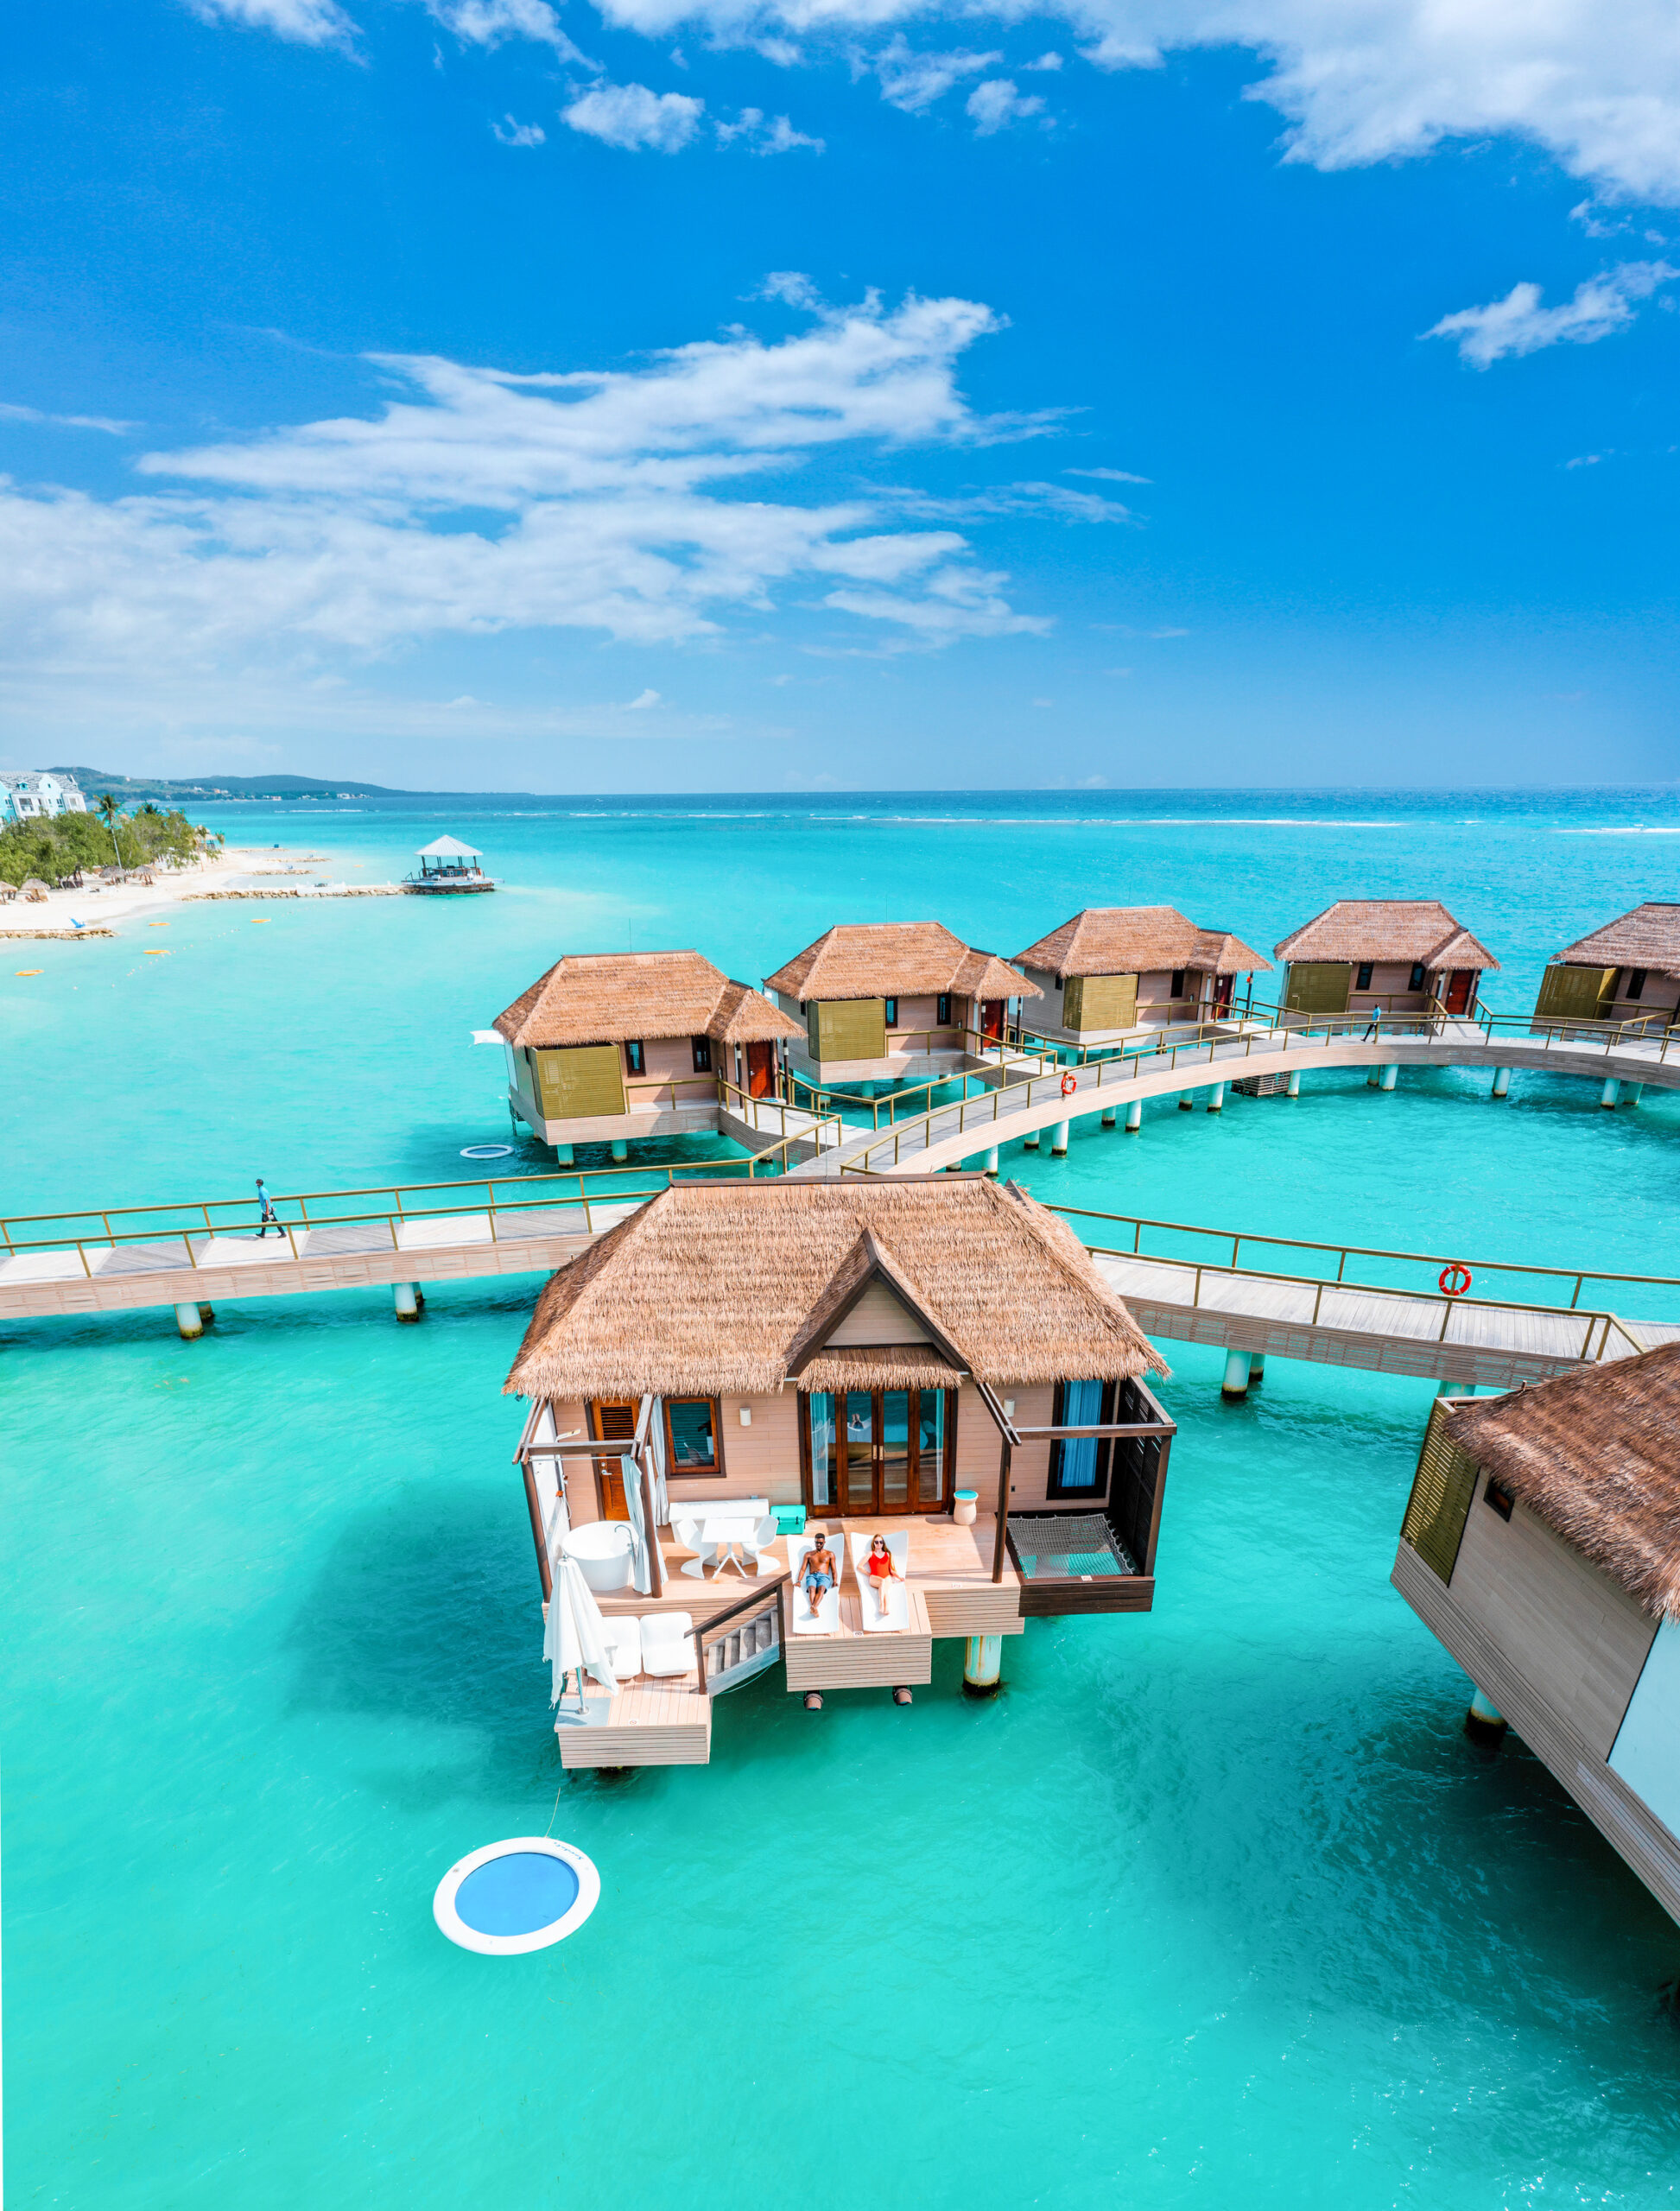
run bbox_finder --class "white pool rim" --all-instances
[433,1835,601,1955]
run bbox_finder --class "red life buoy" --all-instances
[1439,1262,1473,1298]
[1061,1072,1078,1097]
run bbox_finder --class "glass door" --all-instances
[842,1392,877,1512]
[880,1391,910,1509]
[807,1389,954,1514]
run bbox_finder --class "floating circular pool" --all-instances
[433,1836,599,1954]
[460,1144,514,1161]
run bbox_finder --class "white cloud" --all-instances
[186,0,355,43]
[1423,260,1678,366]
[562,80,705,149]
[624,687,662,706]
[1066,464,1150,483]
[427,0,591,61]
[0,287,1050,740]
[1024,49,1063,70]
[966,78,1046,133]
[868,35,1002,113]
[716,105,825,150]
[0,402,136,435]
[491,113,547,144]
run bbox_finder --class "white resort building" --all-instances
[0,770,88,823]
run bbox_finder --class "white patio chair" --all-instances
[599,1615,643,1681]
[638,1611,696,1678]
[672,1515,721,1579]
[742,1511,782,1575]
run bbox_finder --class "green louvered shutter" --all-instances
[1285,962,1352,1016]
[1077,972,1138,1029]
[814,998,887,1061]
[1535,965,1616,1022]
[534,1044,626,1118]
[1400,1401,1480,1585]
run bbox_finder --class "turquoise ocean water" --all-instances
[7,789,1680,2208]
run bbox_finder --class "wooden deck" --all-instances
[556,1681,713,1769]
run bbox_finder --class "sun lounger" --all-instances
[848,1531,910,1631]
[599,1615,643,1681]
[787,1534,842,1634]
[638,1612,694,1678]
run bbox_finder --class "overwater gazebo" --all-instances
[405,836,495,895]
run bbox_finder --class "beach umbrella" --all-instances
[543,1553,620,1710]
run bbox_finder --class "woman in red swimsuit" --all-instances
[865,1532,898,1620]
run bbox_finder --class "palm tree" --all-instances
[96,792,124,874]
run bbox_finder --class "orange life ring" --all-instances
[1060,1072,1078,1098]
[1439,1262,1473,1298]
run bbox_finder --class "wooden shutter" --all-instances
[1285,962,1352,1016]
[533,1044,626,1118]
[1061,976,1083,1031]
[814,998,887,1061]
[1535,965,1616,1022]
[1077,973,1138,1029]
[1400,1401,1480,1585]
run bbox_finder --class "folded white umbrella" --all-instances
[544,1553,621,1709]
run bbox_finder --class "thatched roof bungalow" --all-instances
[1274,900,1499,1019]
[763,922,1039,1083]
[1535,903,1680,1027]
[508,1178,1175,1666]
[492,948,802,1155]
[1393,1344,1680,1926]
[1014,906,1271,1041]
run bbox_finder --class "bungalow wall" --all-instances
[1537,963,1680,1025]
[1020,965,1216,1038]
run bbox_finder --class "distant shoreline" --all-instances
[0,846,403,937]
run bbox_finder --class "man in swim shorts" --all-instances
[799,1530,836,1616]
[256,1177,281,1238]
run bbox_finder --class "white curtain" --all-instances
[1058,1378,1104,1491]
[622,1449,653,1595]
[645,1396,669,1527]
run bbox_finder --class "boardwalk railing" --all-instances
[784,1025,1063,1128]
[0,1125,834,1283]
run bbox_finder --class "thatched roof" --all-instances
[1273,901,1499,970]
[1016,905,1271,980]
[1554,903,1680,979]
[763,922,1039,1004]
[1449,1346,1680,1620]
[504,1176,1168,1401]
[494,950,802,1049]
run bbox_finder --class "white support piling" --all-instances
[1221,1348,1252,1398]
[610,1138,629,1162]
[962,1634,1003,1697]
[394,1282,422,1323]
[1022,1130,1040,1150]
[1601,1078,1622,1110]
[1049,1118,1070,1156]
[1626,1082,1645,1106]
[982,1144,999,1176]
[1379,1063,1398,1092]
[1101,1104,1117,1127]
[174,1302,204,1340]
[1437,1378,1477,1397]
[1490,1067,1510,1099]
[1206,1081,1226,1112]
[1366,1066,1381,1087]
[1178,1092,1196,1112]
[1285,1070,1301,1099]
[1125,1098,1143,1132]
[1249,1353,1265,1384]
[554,1144,574,1166]
[1466,1685,1507,1743]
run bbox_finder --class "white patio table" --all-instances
[698,1509,767,1577]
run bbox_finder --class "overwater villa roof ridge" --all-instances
[1555,902,1680,979]
[494,947,801,1049]
[1445,1344,1680,1621]
[504,1175,1166,1403]
[763,921,1039,1004]
[1273,898,1500,969]
[1014,904,1271,979]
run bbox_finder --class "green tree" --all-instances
[96,792,124,872]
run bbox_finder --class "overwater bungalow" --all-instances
[1013,906,1271,1044]
[494,949,802,1160]
[508,1176,1176,1766]
[1533,903,1680,1027]
[1274,900,1499,1020]
[1393,1349,1680,1926]
[762,922,1038,1088]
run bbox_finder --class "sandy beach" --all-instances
[0,844,402,937]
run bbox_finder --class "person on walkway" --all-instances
[256,1178,282,1238]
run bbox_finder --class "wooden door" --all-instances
[981,998,1005,1040]
[1213,973,1233,1015]
[589,1398,637,1520]
[1445,969,1474,1015]
[745,1039,776,1098]
[829,1389,950,1515]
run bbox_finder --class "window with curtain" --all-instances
[1049,1378,1106,1496]
[663,1397,720,1473]
[807,1391,836,1506]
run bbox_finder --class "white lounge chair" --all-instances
[672,1515,721,1580]
[599,1615,643,1681]
[742,1511,782,1575]
[848,1531,910,1631]
[639,1611,695,1678]
[788,1533,842,1634]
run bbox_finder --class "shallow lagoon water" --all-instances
[7,790,1680,2208]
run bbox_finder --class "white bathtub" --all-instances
[561,1521,636,1593]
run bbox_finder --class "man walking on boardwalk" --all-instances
[256,1178,281,1238]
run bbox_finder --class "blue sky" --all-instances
[3,0,1678,789]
